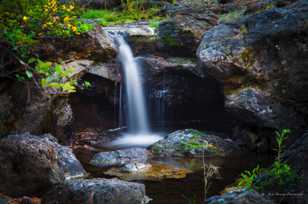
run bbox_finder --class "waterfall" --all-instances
[117,36,149,133]
[111,35,162,147]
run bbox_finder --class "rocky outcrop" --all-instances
[150,129,240,157]
[34,26,116,62]
[43,178,148,204]
[158,2,218,56]
[197,0,308,116]
[205,188,274,204]
[0,133,86,196]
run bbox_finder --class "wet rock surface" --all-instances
[205,188,274,204]
[90,148,150,169]
[137,57,225,129]
[0,133,86,196]
[43,178,148,204]
[150,129,240,157]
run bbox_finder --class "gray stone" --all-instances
[0,133,86,196]
[43,178,148,204]
[90,148,149,169]
[206,188,274,204]
[150,129,239,157]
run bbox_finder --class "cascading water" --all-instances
[111,35,162,147]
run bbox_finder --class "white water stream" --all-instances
[111,36,162,147]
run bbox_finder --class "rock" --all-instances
[136,57,225,129]
[43,178,148,204]
[150,129,239,157]
[34,26,116,62]
[282,132,308,204]
[87,62,119,81]
[90,148,150,169]
[103,23,155,38]
[105,162,191,181]
[226,88,306,150]
[197,0,308,115]
[205,188,274,204]
[0,133,86,196]
[158,5,218,56]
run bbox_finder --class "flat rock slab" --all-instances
[90,148,150,169]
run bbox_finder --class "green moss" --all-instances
[219,9,246,24]
[161,34,178,47]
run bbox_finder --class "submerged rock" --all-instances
[0,133,86,196]
[43,178,148,204]
[105,162,191,181]
[150,129,239,157]
[90,148,150,169]
[205,188,273,204]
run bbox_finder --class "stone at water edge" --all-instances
[205,188,274,204]
[43,178,149,204]
[0,133,87,196]
[90,148,150,169]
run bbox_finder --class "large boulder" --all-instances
[205,188,274,204]
[0,133,86,196]
[225,88,306,151]
[43,178,148,204]
[197,0,308,116]
[150,129,240,157]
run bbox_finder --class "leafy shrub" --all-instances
[26,59,78,94]
[236,129,298,191]
[0,0,92,94]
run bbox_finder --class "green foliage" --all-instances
[237,165,263,190]
[35,60,77,94]
[275,128,290,161]
[81,7,162,26]
[148,19,161,29]
[237,129,298,191]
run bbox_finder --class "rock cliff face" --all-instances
[197,0,308,116]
